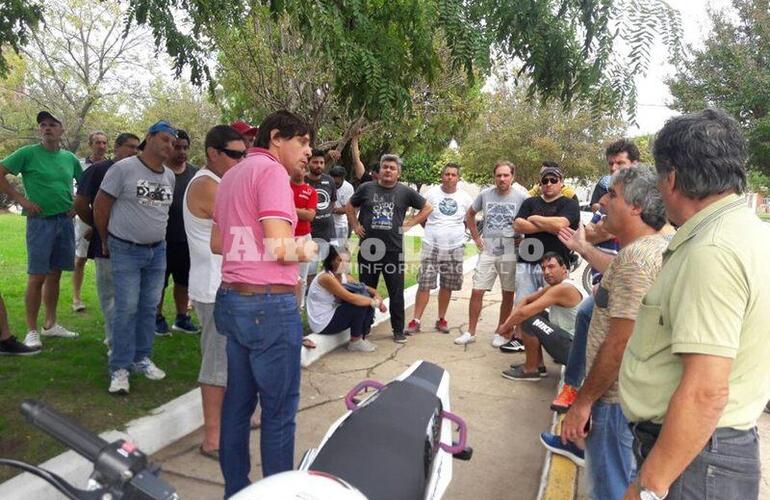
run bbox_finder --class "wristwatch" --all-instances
[638,480,668,500]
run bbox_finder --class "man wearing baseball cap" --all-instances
[230,120,258,149]
[0,110,83,352]
[93,120,177,394]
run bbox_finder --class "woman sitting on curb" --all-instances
[305,245,386,352]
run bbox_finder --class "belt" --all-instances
[108,232,164,248]
[220,282,295,295]
[630,420,662,438]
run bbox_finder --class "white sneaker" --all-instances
[109,369,130,395]
[132,357,166,380]
[41,324,79,338]
[24,330,42,349]
[454,331,476,345]
[348,339,377,352]
[491,333,508,348]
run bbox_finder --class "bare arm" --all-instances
[404,202,432,230]
[351,134,366,180]
[502,285,582,329]
[92,190,115,256]
[558,225,614,274]
[561,318,636,444]
[584,220,614,244]
[528,215,571,234]
[0,164,41,214]
[513,217,539,234]
[187,176,217,220]
[628,354,732,497]
[346,202,363,238]
[318,274,375,307]
[262,218,317,264]
[332,205,347,215]
[73,195,93,225]
[296,207,316,221]
[210,223,222,255]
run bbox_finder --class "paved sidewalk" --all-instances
[150,273,770,499]
[152,278,562,499]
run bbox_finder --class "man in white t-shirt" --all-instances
[330,165,354,245]
[406,163,473,334]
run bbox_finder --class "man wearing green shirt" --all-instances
[619,109,770,500]
[0,111,83,349]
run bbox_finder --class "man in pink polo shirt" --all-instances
[212,110,315,498]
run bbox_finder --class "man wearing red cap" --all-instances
[230,120,258,149]
[0,111,82,352]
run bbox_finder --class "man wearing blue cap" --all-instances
[93,121,177,394]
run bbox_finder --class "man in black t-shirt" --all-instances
[155,130,199,336]
[73,132,141,349]
[306,149,338,284]
[346,153,433,343]
[514,164,580,301]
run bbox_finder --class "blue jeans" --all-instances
[319,301,375,338]
[564,295,594,387]
[26,214,75,274]
[108,238,166,372]
[585,401,636,500]
[214,289,302,498]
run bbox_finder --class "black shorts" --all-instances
[164,241,191,288]
[520,314,572,365]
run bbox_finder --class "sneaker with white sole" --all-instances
[454,331,476,345]
[348,339,377,352]
[540,432,585,467]
[109,369,130,395]
[499,338,525,352]
[71,300,86,312]
[24,330,42,349]
[41,324,79,338]
[491,333,508,348]
[405,319,421,334]
[131,357,166,380]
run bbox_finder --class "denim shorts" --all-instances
[26,214,75,274]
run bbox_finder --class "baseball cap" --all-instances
[138,120,178,150]
[231,120,258,136]
[540,165,563,179]
[36,111,62,125]
[329,166,347,177]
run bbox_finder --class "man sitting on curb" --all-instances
[498,252,586,381]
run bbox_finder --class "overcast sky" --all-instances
[630,0,733,135]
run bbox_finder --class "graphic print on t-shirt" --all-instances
[371,192,395,230]
[316,188,331,212]
[136,179,173,207]
[485,201,517,234]
[438,197,459,216]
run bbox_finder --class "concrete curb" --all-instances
[536,370,579,500]
[1,254,479,499]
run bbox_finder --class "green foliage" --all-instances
[401,153,441,191]
[631,134,654,164]
[457,74,625,187]
[667,0,770,175]
[0,1,43,76]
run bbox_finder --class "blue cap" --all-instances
[147,120,178,137]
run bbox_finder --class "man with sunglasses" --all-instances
[184,124,247,461]
[155,130,200,336]
[507,164,580,351]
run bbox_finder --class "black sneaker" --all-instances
[393,333,408,344]
[500,338,525,353]
[0,336,42,356]
[509,363,547,377]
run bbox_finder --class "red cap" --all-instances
[231,120,258,136]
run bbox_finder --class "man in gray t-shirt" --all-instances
[93,121,177,396]
[456,161,529,347]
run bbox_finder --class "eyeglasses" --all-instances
[219,148,247,159]
[541,177,560,185]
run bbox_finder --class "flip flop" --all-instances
[199,445,219,460]
[302,338,316,349]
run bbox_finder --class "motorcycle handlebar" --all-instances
[21,399,108,462]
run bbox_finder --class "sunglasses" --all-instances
[219,148,247,159]
[541,177,560,185]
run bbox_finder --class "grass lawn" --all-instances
[0,214,477,479]
[760,213,770,222]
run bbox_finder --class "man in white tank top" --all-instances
[183,125,247,458]
[498,251,586,382]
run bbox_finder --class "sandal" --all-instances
[198,445,219,460]
[302,338,316,349]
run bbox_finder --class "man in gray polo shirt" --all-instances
[93,121,176,395]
